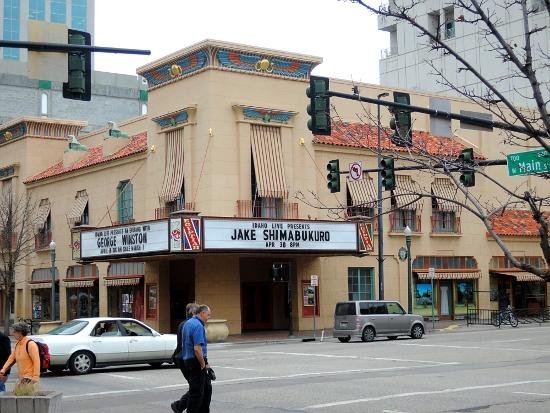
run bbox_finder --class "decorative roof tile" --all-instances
[24,132,147,184]
[314,122,485,159]
[489,209,550,237]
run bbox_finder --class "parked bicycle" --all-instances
[492,305,518,327]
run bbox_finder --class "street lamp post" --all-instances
[377,92,389,300]
[404,226,412,314]
[49,240,56,321]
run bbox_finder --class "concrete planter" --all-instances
[206,319,229,343]
[0,391,62,413]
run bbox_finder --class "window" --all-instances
[359,302,386,315]
[386,302,405,315]
[444,7,455,39]
[71,0,87,30]
[456,281,474,305]
[50,0,66,23]
[117,180,133,224]
[3,0,20,59]
[141,103,148,115]
[67,285,98,320]
[40,92,48,115]
[35,212,52,249]
[413,256,477,269]
[391,209,418,231]
[348,267,374,301]
[428,11,440,41]
[31,268,59,321]
[29,0,45,20]
[415,282,433,306]
[120,320,153,336]
[335,302,356,316]
[432,210,457,233]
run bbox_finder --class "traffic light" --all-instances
[381,157,396,191]
[459,148,475,187]
[63,29,91,101]
[326,159,340,193]
[306,76,331,135]
[390,92,412,147]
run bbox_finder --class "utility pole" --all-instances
[376,92,389,300]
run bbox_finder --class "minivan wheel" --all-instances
[337,336,351,343]
[361,326,375,342]
[410,324,424,339]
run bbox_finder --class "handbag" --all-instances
[207,367,216,381]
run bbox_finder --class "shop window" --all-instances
[67,286,98,320]
[31,267,59,321]
[456,281,475,305]
[415,281,434,307]
[348,267,374,301]
[117,180,133,224]
[146,284,157,319]
[301,281,319,317]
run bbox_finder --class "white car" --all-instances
[31,317,177,375]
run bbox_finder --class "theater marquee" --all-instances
[203,218,358,251]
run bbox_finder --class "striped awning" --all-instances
[416,271,481,280]
[250,124,288,199]
[104,277,142,287]
[392,175,423,210]
[63,279,96,288]
[159,128,185,203]
[431,178,461,212]
[490,271,545,282]
[66,193,88,223]
[29,282,52,290]
[34,202,51,230]
[347,178,377,208]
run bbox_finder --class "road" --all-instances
[12,324,550,412]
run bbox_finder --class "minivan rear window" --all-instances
[335,303,356,316]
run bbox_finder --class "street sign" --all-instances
[507,149,550,177]
[348,161,363,181]
[311,275,319,286]
[428,267,435,279]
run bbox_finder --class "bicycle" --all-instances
[492,305,519,328]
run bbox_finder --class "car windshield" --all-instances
[46,320,89,335]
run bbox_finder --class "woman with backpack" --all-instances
[0,322,40,387]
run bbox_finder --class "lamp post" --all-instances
[404,226,412,314]
[377,92,389,300]
[49,240,56,320]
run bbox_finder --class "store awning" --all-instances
[28,282,52,290]
[104,277,142,287]
[159,128,185,203]
[66,193,88,223]
[431,178,461,212]
[490,271,545,282]
[392,175,423,210]
[63,279,96,288]
[348,178,377,208]
[250,124,288,199]
[34,202,51,230]
[416,271,481,280]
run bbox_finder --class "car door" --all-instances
[89,321,129,363]
[120,319,166,362]
[369,302,391,334]
[386,302,410,334]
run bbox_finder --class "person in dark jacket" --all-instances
[171,302,198,413]
[0,330,11,393]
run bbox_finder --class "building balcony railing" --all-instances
[236,199,298,219]
[431,214,461,234]
[389,211,422,233]
[155,201,196,219]
[35,230,52,250]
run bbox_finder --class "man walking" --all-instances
[171,302,198,413]
[0,322,40,388]
[182,304,212,413]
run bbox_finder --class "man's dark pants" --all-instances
[184,358,212,413]
[172,359,191,412]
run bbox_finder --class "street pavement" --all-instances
[3,322,550,412]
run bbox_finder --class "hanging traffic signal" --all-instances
[390,92,412,147]
[326,159,340,193]
[63,29,91,101]
[459,148,475,187]
[306,76,331,135]
[381,157,396,191]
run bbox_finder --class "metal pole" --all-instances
[50,249,56,321]
[0,40,151,55]
[406,234,412,314]
[313,289,317,340]
[287,263,293,337]
[377,92,389,300]
[431,276,435,330]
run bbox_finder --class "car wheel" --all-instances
[337,336,351,343]
[388,336,398,340]
[149,362,163,368]
[361,326,375,342]
[69,351,94,375]
[48,366,65,374]
[410,324,424,339]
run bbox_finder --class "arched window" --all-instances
[40,92,48,115]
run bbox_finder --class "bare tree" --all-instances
[0,189,36,333]
[306,0,550,279]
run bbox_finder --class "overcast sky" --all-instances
[93,0,388,84]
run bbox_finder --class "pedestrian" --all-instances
[171,302,198,413]
[182,304,212,413]
[0,329,11,394]
[0,322,40,390]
